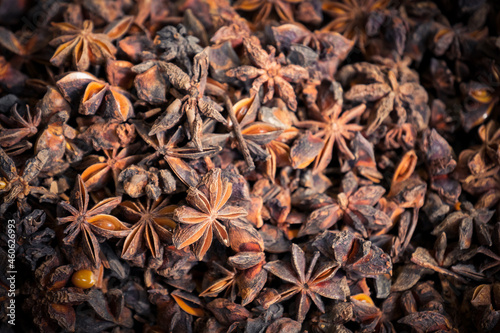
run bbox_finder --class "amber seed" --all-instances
[72,269,96,289]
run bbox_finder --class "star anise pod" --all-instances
[172,168,247,260]
[155,24,203,74]
[271,23,354,57]
[460,62,500,131]
[23,254,89,332]
[56,71,134,122]
[0,104,41,150]
[457,121,500,177]
[264,243,349,322]
[0,147,52,214]
[295,85,366,173]
[322,0,392,53]
[431,21,488,60]
[227,38,309,111]
[133,121,219,188]
[432,202,494,250]
[80,144,142,192]
[50,17,132,71]
[313,230,392,279]
[57,175,129,266]
[120,198,176,267]
[151,49,228,150]
[299,171,391,238]
[233,0,302,24]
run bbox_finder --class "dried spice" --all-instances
[2,1,500,332]
[172,168,247,260]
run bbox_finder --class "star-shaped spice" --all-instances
[295,100,366,173]
[151,50,228,150]
[81,144,142,192]
[298,171,391,238]
[172,168,247,260]
[120,198,176,266]
[155,24,203,74]
[50,17,132,71]
[322,0,392,53]
[432,202,494,250]
[264,244,349,322]
[57,175,129,266]
[0,147,54,214]
[227,38,309,111]
[233,0,302,23]
[0,104,41,151]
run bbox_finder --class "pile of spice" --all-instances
[1,0,500,332]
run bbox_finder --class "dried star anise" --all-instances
[0,104,40,151]
[295,83,366,172]
[233,0,302,24]
[57,176,129,266]
[0,147,52,214]
[50,17,132,71]
[120,197,176,266]
[299,171,391,238]
[227,38,309,111]
[151,49,228,150]
[172,168,247,260]
[264,243,349,322]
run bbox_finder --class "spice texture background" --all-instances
[1,0,500,332]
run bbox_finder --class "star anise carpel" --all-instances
[57,175,129,266]
[56,71,134,122]
[227,38,309,111]
[120,197,176,266]
[432,202,494,250]
[264,243,349,322]
[172,168,248,260]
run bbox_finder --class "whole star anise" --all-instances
[322,0,391,52]
[120,198,177,266]
[233,0,302,23]
[0,147,53,214]
[227,38,309,111]
[264,243,349,322]
[172,168,247,260]
[295,98,366,173]
[151,49,228,150]
[57,175,129,266]
[298,171,391,238]
[50,17,132,71]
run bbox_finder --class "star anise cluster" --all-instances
[2,0,500,332]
